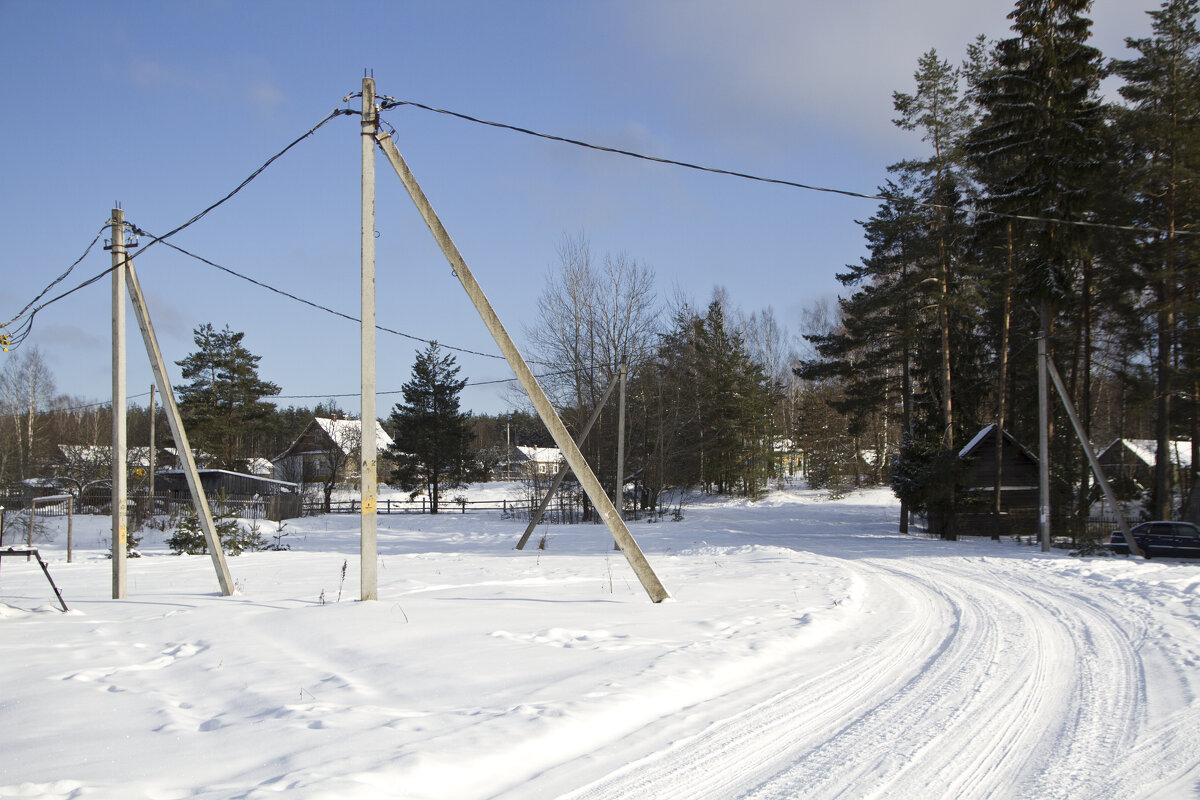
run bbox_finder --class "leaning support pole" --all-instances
[516,371,622,550]
[1045,359,1143,559]
[1037,309,1051,553]
[125,259,234,595]
[375,131,670,602]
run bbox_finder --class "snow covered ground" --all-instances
[2,483,1199,799]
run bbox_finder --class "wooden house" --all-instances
[272,417,394,484]
[154,469,301,521]
[936,424,1040,537]
[491,445,564,480]
[1096,438,1192,493]
[154,469,298,498]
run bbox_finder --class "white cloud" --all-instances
[619,0,1157,154]
[250,79,287,110]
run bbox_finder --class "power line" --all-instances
[141,232,543,365]
[0,227,106,334]
[0,108,355,353]
[52,391,153,413]
[132,108,354,261]
[379,97,1199,239]
[274,368,577,401]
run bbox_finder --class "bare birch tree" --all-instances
[1,347,56,481]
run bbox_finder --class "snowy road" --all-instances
[527,512,1200,799]
[2,487,1199,799]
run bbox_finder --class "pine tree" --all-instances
[386,343,481,513]
[1110,0,1200,516]
[966,1,1106,305]
[176,324,280,470]
[892,48,977,451]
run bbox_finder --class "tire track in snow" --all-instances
[742,560,1063,800]
[555,555,1169,800]
[554,564,956,800]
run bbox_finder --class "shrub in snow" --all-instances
[167,502,265,556]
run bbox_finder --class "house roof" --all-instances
[515,445,563,463]
[158,468,298,489]
[274,417,394,462]
[959,423,1038,464]
[56,444,156,467]
[1098,438,1192,469]
[246,457,274,476]
[315,417,394,450]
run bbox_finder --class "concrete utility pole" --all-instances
[124,254,234,595]
[110,208,128,598]
[360,75,379,601]
[613,364,627,551]
[614,364,627,519]
[374,131,670,603]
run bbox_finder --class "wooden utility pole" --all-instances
[516,371,621,549]
[360,75,379,601]
[374,131,670,602]
[110,208,128,598]
[124,251,234,595]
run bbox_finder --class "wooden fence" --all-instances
[302,493,590,523]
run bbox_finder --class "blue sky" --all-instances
[0,0,1151,416]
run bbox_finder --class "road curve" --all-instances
[555,553,1198,800]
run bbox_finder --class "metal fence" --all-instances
[0,490,299,522]
[304,497,540,517]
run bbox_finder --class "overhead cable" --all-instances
[135,231,548,366]
[379,97,1198,238]
[0,109,355,352]
[0,227,106,333]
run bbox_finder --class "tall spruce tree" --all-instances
[386,343,480,514]
[965,0,1107,532]
[176,324,280,470]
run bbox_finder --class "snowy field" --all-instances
[2,483,1199,799]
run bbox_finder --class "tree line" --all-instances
[797,0,1200,531]
[10,0,1193,530]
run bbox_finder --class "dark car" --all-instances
[1109,521,1200,559]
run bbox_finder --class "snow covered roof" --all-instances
[246,457,274,476]
[958,424,1038,464]
[157,468,299,489]
[313,417,394,452]
[959,424,997,458]
[1102,438,1192,469]
[516,446,563,464]
[56,445,155,467]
